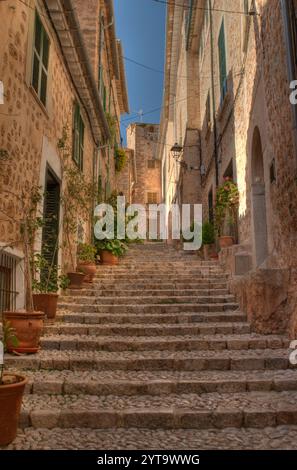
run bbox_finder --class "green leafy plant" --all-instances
[95,239,127,258]
[58,126,97,272]
[105,113,117,144]
[0,320,19,384]
[31,254,70,294]
[115,148,127,173]
[77,243,96,263]
[215,178,239,236]
[202,222,215,245]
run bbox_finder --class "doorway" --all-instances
[251,127,268,266]
[41,167,61,280]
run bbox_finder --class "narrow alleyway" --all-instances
[4,243,297,450]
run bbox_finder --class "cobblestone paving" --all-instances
[3,244,297,450]
[4,426,297,450]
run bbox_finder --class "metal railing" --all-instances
[0,252,18,313]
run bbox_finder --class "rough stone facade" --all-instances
[127,124,161,206]
[159,0,297,336]
[0,0,128,310]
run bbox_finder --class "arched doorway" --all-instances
[251,127,268,266]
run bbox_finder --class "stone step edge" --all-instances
[20,407,297,430]
[5,352,291,372]
[24,375,297,396]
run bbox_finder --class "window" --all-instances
[32,11,50,106]
[0,253,17,313]
[73,103,85,170]
[218,20,228,104]
[148,160,156,169]
[147,192,158,204]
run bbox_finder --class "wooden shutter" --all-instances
[218,20,227,102]
[73,103,80,166]
[41,174,60,282]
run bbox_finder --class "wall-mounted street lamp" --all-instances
[170,143,183,162]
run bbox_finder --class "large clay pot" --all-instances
[100,250,119,266]
[77,262,97,283]
[219,236,234,249]
[3,311,45,354]
[0,374,27,446]
[33,293,59,320]
[67,272,85,289]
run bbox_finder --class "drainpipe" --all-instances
[209,0,219,187]
[281,0,297,168]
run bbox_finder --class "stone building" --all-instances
[0,0,128,312]
[127,123,161,206]
[158,0,297,337]
[127,123,162,237]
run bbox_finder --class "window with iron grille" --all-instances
[0,253,18,313]
[147,192,158,204]
[31,11,50,106]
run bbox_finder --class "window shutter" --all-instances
[218,20,227,101]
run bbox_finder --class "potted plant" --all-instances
[0,320,27,446]
[32,254,69,320]
[0,186,45,354]
[96,239,127,265]
[215,178,239,249]
[202,222,216,260]
[77,243,97,283]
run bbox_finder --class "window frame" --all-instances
[31,10,50,107]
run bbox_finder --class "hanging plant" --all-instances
[115,147,127,173]
[105,113,117,143]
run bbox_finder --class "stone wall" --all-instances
[127,124,161,206]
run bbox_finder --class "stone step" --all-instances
[20,390,297,430]
[22,369,297,396]
[57,302,240,314]
[65,288,230,297]
[90,281,229,289]
[57,311,247,325]
[93,274,228,280]
[40,334,288,353]
[43,321,251,336]
[59,295,237,306]
[7,425,297,450]
[4,348,291,372]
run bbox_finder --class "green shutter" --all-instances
[32,11,49,106]
[218,20,227,101]
[73,103,84,171]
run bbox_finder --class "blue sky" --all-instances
[114,0,166,144]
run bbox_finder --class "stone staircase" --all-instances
[4,243,297,450]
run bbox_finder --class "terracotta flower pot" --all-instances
[219,236,234,249]
[100,250,119,265]
[77,262,97,283]
[3,311,45,354]
[33,293,59,320]
[67,272,85,289]
[0,375,27,446]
